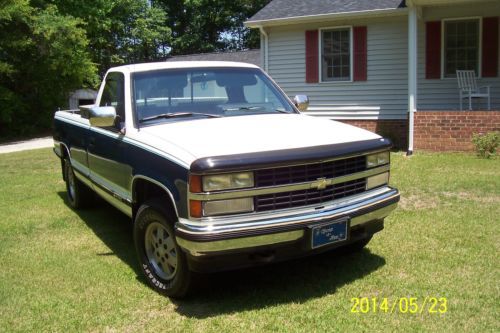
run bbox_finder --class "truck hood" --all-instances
[132,114,380,166]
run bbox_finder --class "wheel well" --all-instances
[133,179,177,220]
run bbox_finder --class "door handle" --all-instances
[88,137,96,149]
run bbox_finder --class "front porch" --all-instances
[406,0,500,153]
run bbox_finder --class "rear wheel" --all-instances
[63,158,93,209]
[134,199,192,298]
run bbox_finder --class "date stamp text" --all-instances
[350,297,447,314]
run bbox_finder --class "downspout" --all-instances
[407,4,418,156]
[259,26,269,72]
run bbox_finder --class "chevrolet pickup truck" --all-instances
[53,61,400,297]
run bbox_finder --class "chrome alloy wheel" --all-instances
[145,222,178,280]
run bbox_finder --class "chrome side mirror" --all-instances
[293,95,309,111]
[81,105,117,127]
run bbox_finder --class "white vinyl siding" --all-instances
[267,16,408,120]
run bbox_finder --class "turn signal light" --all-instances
[189,175,202,193]
[189,200,202,218]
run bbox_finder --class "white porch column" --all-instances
[407,5,418,155]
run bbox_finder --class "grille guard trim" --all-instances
[179,186,399,237]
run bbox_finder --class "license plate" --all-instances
[311,218,349,249]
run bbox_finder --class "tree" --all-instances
[0,0,171,138]
[0,0,97,137]
[156,0,270,55]
[49,0,171,76]
[221,0,271,50]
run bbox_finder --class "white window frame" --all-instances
[318,26,353,83]
[441,17,482,79]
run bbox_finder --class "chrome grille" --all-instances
[255,155,367,187]
[255,178,367,212]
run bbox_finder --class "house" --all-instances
[245,0,500,152]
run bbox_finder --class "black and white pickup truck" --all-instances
[53,61,399,297]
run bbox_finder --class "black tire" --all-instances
[342,235,373,253]
[133,199,192,298]
[63,158,94,209]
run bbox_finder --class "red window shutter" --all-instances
[305,30,319,83]
[426,21,441,79]
[353,26,368,81]
[482,17,499,77]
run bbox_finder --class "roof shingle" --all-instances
[248,0,406,22]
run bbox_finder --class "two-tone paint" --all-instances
[53,112,189,217]
[53,61,400,272]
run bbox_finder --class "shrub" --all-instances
[471,132,499,158]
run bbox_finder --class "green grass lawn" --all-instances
[0,149,498,332]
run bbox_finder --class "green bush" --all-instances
[471,132,499,158]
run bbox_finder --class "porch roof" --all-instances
[408,0,483,6]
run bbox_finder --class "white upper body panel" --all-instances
[114,61,259,74]
[127,113,380,167]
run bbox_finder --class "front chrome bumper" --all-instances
[176,186,399,256]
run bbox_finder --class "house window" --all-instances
[321,28,351,81]
[443,19,480,78]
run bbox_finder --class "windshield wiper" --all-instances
[274,109,293,114]
[222,106,294,114]
[139,112,220,123]
[223,106,265,112]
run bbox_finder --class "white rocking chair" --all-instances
[456,70,491,111]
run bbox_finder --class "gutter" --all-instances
[259,26,269,71]
[245,8,408,28]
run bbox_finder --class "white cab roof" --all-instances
[112,61,259,74]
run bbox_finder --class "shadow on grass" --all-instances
[57,192,144,280]
[58,192,385,318]
[175,249,385,318]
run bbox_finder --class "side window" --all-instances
[443,19,480,78]
[321,28,351,81]
[99,72,125,122]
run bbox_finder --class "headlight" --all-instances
[366,151,390,168]
[203,198,254,216]
[366,172,389,190]
[202,172,254,192]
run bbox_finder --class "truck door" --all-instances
[87,72,133,212]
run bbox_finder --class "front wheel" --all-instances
[133,199,192,298]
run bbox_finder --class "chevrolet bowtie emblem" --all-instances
[311,177,328,190]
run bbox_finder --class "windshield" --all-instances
[132,67,296,124]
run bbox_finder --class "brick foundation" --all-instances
[338,119,408,149]
[414,111,500,151]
